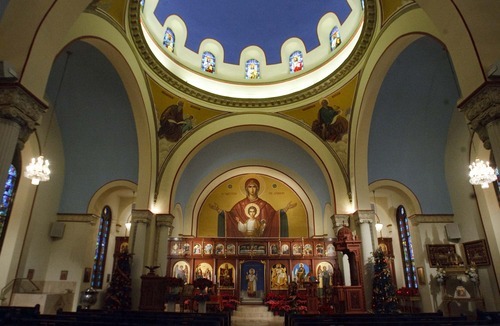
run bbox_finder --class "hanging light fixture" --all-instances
[469,158,497,189]
[25,51,71,185]
[373,190,383,235]
[24,156,50,185]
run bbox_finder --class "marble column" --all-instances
[155,213,174,276]
[353,210,377,311]
[129,208,153,310]
[0,85,46,187]
[459,82,500,162]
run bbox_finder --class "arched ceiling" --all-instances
[134,0,372,107]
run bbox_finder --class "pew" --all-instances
[477,310,500,323]
[0,306,230,326]
[284,311,496,326]
[0,304,40,324]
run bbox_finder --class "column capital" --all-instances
[156,213,174,228]
[331,214,350,228]
[353,210,375,224]
[0,84,47,149]
[459,81,500,150]
[331,214,351,239]
[131,209,153,225]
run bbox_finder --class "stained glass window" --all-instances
[330,26,342,51]
[163,28,175,53]
[0,164,18,253]
[245,59,260,79]
[201,51,216,73]
[289,51,304,73]
[91,206,111,289]
[396,205,417,288]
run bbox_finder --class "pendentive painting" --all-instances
[197,174,307,238]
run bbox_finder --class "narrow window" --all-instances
[163,28,175,53]
[91,206,112,289]
[245,59,260,79]
[0,164,18,253]
[330,26,342,51]
[202,51,216,73]
[289,51,304,73]
[396,205,417,288]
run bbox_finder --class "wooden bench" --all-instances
[0,307,230,326]
[285,312,480,326]
[0,304,40,324]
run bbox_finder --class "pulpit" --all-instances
[304,281,319,314]
[139,275,168,311]
[333,225,366,313]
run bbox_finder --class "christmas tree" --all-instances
[104,247,132,311]
[371,247,398,313]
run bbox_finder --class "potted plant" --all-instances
[192,278,213,312]
[165,277,184,311]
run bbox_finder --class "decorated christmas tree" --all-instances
[371,247,398,313]
[104,247,132,311]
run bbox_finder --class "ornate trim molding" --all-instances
[131,209,153,225]
[156,213,174,228]
[409,214,454,226]
[459,81,500,149]
[56,213,99,225]
[127,0,377,109]
[0,84,47,149]
[353,210,374,224]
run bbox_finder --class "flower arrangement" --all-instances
[465,264,479,283]
[396,287,419,296]
[164,277,184,301]
[435,268,446,283]
[165,276,184,288]
[221,295,240,312]
[264,292,307,315]
[193,277,213,290]
[193,292,211,302]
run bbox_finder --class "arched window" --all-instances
[396,205,417,288]
[289,51,304,73]
[245,59,260,79]
[163,28,175,53]
[330,26,342,51]
[201,51,216,73]
[91,206,112,289]
[0,164,19,253]
[491,155,500,205]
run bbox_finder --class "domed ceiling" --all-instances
[133,0,372,107]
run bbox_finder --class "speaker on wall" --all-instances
[50,222,66,239]
[445,223,461,240]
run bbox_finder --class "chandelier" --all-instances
[468,158,497,189]
[24,51,71,185]
[25,156,50,185]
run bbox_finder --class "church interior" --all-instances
[0,0,499,324]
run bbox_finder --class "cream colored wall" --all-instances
[0,137,38,305]
[46,220,97,311]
